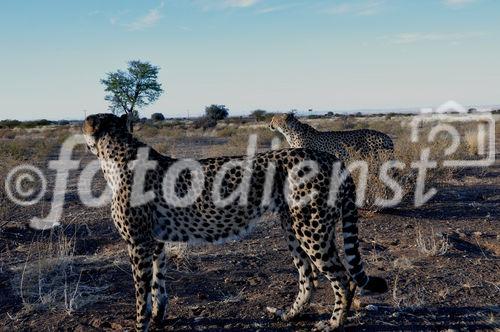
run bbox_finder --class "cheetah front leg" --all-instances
[128,243,154,332]
[312,276,349,332]
[267,229,314,321]
[151,242,168,326]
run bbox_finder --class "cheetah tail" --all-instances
[340,181,388,294]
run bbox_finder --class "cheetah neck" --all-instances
[281,118,318,146]
[95,133,172,192]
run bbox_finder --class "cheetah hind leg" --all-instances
[311,264,320,288]
[128,244,154,332]
[342,279,357,323]
[151,242,168,326]
[266,231,315,321]
[312,275,350,332]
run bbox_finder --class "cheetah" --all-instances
[269,113,394,160]
[83,113,387,332]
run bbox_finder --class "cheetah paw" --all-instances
[312,320,341,332]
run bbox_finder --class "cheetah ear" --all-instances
[120,113,128,126]
[120,113,133,132]
[83,115,102,135]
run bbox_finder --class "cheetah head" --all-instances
[83,113,130,155]
[269,113,296,134]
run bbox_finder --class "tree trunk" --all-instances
[126,110,134,133]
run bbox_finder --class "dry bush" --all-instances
[136,123,198,140]
[40,126,75,143]
[151,141,172,155]
[366,117,410,137]
[306,118,344,131]
[206,126,280,157]
[135,124,160,138]
[306,116,413,138]
[464,130,482,156]
[232,126,277,149]
[393,256,414,271]
[415,226,449,257]
[0,136,59,223]
[344,147,413,211]
[214,125,239,138]
[9,226,112,316]
[0,128,17,139]
[391,271,427,309]
[2,139,38,161]
[1,136,61,161]
[391,253,419,309]
[391,273,404,309]
[159,126,189,139]
[343,123,466,211]
[339,116,358,130]
[193,116,217,129]
[13,228,81,314]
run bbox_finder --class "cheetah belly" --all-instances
[151,203,267,245]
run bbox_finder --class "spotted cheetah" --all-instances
[269,113,394,160]
[83,113,387,332]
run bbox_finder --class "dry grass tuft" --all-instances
[393,256,414,271]
[16,227,80,314]
[415,227,449,257]
[0,132,68,223]
[11,227,108,316]
[464,130,481,155]
[0,160,17,224]
[344,147,413,211]
[165,243,194,272]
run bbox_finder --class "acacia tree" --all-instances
[250,109,267,122]
[205,104,229,121]
[101,60,164,130]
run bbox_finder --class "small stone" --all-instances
[365,304,378,311]
[248,276,261,286]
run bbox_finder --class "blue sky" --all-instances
[0,0,499,120]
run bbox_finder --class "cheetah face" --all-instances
[269,114,293,132]
[82,113,129,155]
[269,113,294,134]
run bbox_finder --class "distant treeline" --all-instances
[2,108,498,129]
[0,119,81,129]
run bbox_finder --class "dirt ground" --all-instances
[0,124,499,331]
